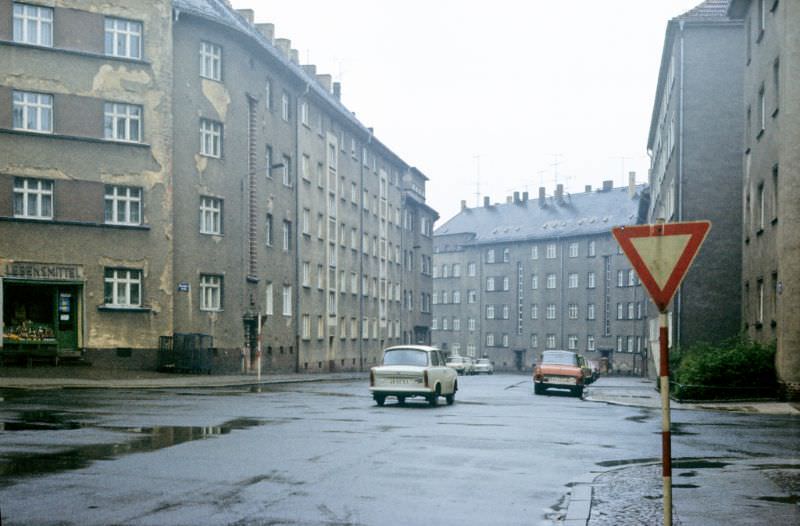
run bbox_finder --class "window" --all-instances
[442,264,450,278]
[568,335,578,350]
[13,3,52,46]
[282,285,292,316]
[486,305,495,319]
[442,318,449,331]
[105,17,142,59]
[200,41,222,81]
[441,291,449,304]
[486,333,495,347]
[617,336,623,352]
[757,0,766,38]
[568,303,578,319]
[503,248,510,262]
[300,101,309,127]
[546,243,557,259]
[265,79,272,111]
[301,315,311,340]
[264,145,273,178]
[105,185,142,226]
[531,274,538,289]
[281,91,290,121]
[265,282,273,315]
[281,155,292,187]
[569,242,579,257]
[301,262,310,287]
[453,318,461,331]
[13,177,52,219]
[282,220,292,251]
[12,91,52,133]
[546,334,556,349]
[627,336,634,353]
[617,270,625,287]
[757,182,766,230]
[103,268,142,308]
[531,246,539,259]
[265,214,273,246]
[104,102,142,143]
[588,240,596,257]
[546,274,557,289]
[431,318,438,331]
[530,304,538,320]
[587,335,595,351]
[453,263,461,277]
[468,318,476,331]
[301,208,310,236]
[502,277,510,291]
[468,262,476,276]
[453,291,461,304]
[772,165,779,221]
[319,265,326,290]
[587,303,596,320]
[757,279,764,324]
[617,303,624,320]
[628,302,635,320]
[200,274,222,311]
[486,249,495,263]
[468,290,477,303]
[502,334,509,347]
[530,334,538,348]
[546,304,556,320]
[758,84,766,135]
[588,271,596,289]
[301,154,311,181]
[568,273,579,288]
[628,270,636,287]
[486,277,495,291]
[200,119,222,158]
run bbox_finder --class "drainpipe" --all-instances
[676,20,685,351]
[294,83,310,373]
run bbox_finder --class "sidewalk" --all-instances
[563,376,800,525]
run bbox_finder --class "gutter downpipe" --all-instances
[294,82,310,373]
[676,20,685,351]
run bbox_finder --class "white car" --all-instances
[474,358,494,375]
[370,345,458,406]
[445,354,468,375]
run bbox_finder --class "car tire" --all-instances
[429,386,440,407]
[375,395,385,406]
[445,392,455,405]
[397,396,406,405]
[534,383,545,395]
[573,386,584,398]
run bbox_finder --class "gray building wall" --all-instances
[647,6,744,363]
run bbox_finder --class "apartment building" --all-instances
[0,0,437,373]
[432,182,648,374]
[729,0,800,399]
[646,0,744,357]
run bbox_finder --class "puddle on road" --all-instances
[673,483,700,489]
[0,417,270,486]
[596,457,660,468]
[756,495,800,505]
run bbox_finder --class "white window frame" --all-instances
[200,118,222,158]
[200,274,222,311]
[104,102,142,143]
[265,282,273,315]
[200,41,222,81]
[568,273,579,288]
[569,242,579,257]
[104,268,142,308]
[546,273,557,289]
[281,92,290,121]
[546,304,556,320]
[13,3,52,47]
[105,17,142,60]
[199,196,222,235]
[105,185,142,226]
[282,285,292,316]
[13,91,52,133]
[546,243,557,259]
[13,177,53,219]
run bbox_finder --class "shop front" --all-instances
[1,261,83,365]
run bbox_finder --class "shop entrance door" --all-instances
[55,287,79,357]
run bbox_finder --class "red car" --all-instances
[533,350,585,397]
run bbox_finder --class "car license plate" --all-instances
[388,378,410,385]
[546,376,575,385]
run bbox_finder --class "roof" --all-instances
[676,0,732,20]
[434,186,644,245]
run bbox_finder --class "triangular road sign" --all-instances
[612,221,711,312]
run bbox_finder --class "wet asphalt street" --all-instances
[0,374,798,525]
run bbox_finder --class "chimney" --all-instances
[628,171,636,197]
[256,23,274,42]
[513,191,520,203]
[316,74,332,93]
[460,200,467,211]
[602,180,613,192]
[332,82,341,100]
[538,187,546,207]
[289,49,299,64]
[236,9,254,24]
[483,196,490,208]
[522,191,529,202]
[302,64,317,77]
[585,185,592,193]
[555,184,564,203]
[274,38,291,58]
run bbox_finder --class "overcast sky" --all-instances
[230,0,703,223]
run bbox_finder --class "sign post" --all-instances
[612,219,710,526]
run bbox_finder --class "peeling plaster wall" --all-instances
[0,0,174,356]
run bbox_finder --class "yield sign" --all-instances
[612,221,711,312]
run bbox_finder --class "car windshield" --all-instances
[477,359,490,364]
[541,351,578,366]
[383,349,429,367]
[447,356,464,363]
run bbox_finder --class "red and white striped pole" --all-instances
[660,310,672,526]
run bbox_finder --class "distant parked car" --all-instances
[463,356,476,375]
[533,350,585,397]
[474,358,494,375]
[370,345,458,406]
[446,354,468,375]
